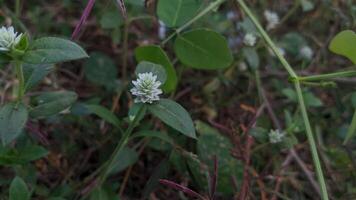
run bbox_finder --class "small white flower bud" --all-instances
[264,10,280,30]
[269,129,285,144]
[243,33,257,46]
[0,26,23,52]
[130,72,163,104]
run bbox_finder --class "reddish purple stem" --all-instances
[159,179,206,200]
[71,0,96,40]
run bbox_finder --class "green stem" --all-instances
[15,60,25,102]
[236,1,329,199]
[161,0,227,46]
[298,70,356,82]
[97,104,146,186]
[236,0,297,78]
[294,82,329,200]
[15,0,20,17]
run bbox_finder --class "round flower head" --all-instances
[243,33,257,46]
[269,129,285,144]
[264,10,279,30]
[300,46,313,60]
[130,72,163,104]
[0,26,22,52]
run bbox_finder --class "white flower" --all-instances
[130,72,162,104]
[269,129,285,144]
[243,33,257,46]
[300,46,313,60]
[0,26,22,52]
[264,10,280,30]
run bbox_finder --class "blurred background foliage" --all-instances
[0,0,356,199]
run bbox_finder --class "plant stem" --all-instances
[294,82,329,200]
[15,0,20,17]
[298,70,356,82]
[236,0,297,78]
[97,104,145,186]
[15,60,25,102]
[161,0,227,46]
[236,0,329,199]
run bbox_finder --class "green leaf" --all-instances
[157,0,202,27]
[148,99,196,139]
[23,37,88,64]
[303,92,323,107]
[86,104,121,128]
[280,32,307,56]
[282,88,322,107]
[23,63,54,91]
[0,145,48,166]
[329,30,356,64]
[343,110,356,144]
[30,91,78,118]
[239,18,258,35]
[100,10,123,29]
[132,130,174,145]
[0,103,28,146]
[196,121,242,195]
[9,177,30,200]
[174,29,233,69]
[135,45,177,92]
[15,34,29,52]
[110,147,138,174]
[135,61,167,84]
[243,47,259,69]
[128,103,147,122]
[84,52,118,87]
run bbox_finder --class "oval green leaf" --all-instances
[9,177,30,200]
[135,61,167,84]
[135,45,177,92]
[157,0,202,27]
[23,64,54,92]
[84,52,118,87]
[86,104,121,128]
[329,30,356,64]
[174,29,233,69]
[30,91,78,118]
[23,37,88,64]
[0,103,28,146]
[148,99,196,139]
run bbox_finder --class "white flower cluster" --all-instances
[243,33,257,46]
[269,129,285,144]
[264,10,280,30]
[130,72,162,104]
[300,46,314,60]
[0,26,22,52]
